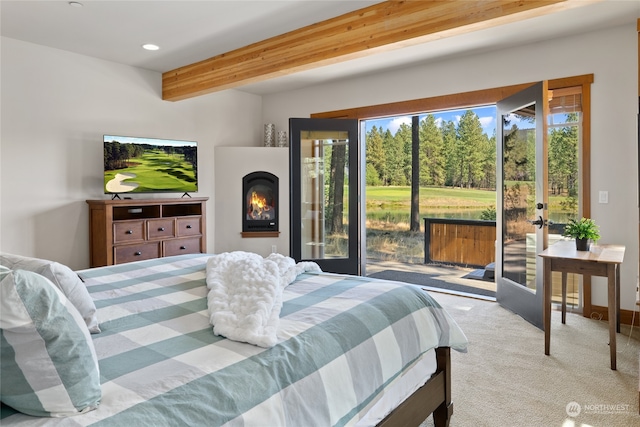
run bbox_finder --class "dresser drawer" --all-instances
[113,221,145,243]
[163,237,201,256]
[114,242,160,264]
[147,219,175,240]
[176,217,201,237]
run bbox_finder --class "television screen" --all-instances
[104,135,197,194]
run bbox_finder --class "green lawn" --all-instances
[365,185,574,222]
[367,185,496,204]
[366,186,496,222]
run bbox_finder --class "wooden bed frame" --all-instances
[378,347,452,427]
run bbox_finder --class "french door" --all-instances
[289,118,361,274]
[496,81,549,329]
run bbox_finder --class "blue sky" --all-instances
[364,105,497,138]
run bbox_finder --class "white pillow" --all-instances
[0,254,100,333]
[0,269,102,417]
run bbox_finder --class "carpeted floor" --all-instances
[368,269,496,298]
[419,292,640,426]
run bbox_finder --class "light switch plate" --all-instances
[598,191,608,204]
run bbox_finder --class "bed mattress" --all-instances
[1,254,467,426]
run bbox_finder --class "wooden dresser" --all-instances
[86,198,208,267]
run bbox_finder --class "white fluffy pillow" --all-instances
[0,254,100,333]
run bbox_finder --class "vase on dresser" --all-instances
[264,124,275,147]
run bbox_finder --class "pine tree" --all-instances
[395,122,413,185]
[456,110,485,188]
[383,128,406,185]
[479,133,496,189]
[441,120,457,187]
[549,116,578,197]
[365,126,385,184]
[418,114,445,186]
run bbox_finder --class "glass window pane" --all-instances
[299,130,349,260]
[548,113,581,307]
[502,106,537,290]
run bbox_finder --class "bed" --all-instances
[0,253,468,426]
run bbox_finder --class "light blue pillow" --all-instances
[0,268,101,417]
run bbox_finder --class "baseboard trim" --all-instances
[590,304,640,326]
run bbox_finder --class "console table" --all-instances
[539,240,625,370]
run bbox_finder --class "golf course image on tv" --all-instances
[104,135,197,194]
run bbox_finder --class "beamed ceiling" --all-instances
[162,0,600,101]
[2,1,638,100]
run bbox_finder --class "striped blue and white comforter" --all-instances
[1,254,468,426]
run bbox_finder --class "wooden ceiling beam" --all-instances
[162,0,594,101]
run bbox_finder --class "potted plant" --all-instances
[563,217,600,251]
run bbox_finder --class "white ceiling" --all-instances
[2,0,639,96]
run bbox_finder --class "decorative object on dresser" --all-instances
[264,123,275,147]
[277,130,287,147]
[86,198,207,267]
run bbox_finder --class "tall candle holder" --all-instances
[264,124,275,147]
[277,131,288,147]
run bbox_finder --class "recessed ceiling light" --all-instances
[68,1,83,7]
[142,44,160,51]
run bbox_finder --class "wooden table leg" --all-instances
[616,264,621,333]
[583,276,592,319]
[561,271,567,324]
[607,264,617,370]
[544,258,552,356]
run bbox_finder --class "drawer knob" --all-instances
[180,246,186,250]
[135,251,142,256]
[158,227,165,231]
[186,225,192,229]
[126,230,133,235]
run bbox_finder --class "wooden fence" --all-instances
[423,218,496,268]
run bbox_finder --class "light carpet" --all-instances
[420,291,639,427]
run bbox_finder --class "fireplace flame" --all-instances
[248,191,273,220]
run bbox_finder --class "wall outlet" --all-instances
[271,245,277,254]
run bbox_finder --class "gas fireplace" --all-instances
[242,171,278,232]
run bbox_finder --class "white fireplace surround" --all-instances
[214,146,289,256]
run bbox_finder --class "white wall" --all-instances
[0,37,262,270]
[263,24,640,311]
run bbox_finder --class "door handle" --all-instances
[528,216,545,229]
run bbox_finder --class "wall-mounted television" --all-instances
[104,135,197,195]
